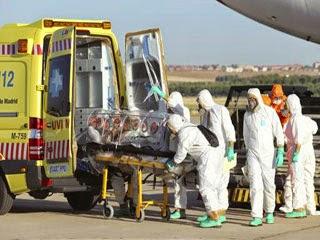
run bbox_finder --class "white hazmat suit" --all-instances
[167,91,191,122]
[283,94,319,214]
[167,92,191,210]
[243,88,284,219]
[198,89,236,212]
[168,114,223,214]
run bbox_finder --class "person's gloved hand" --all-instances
[151,86,166,98]
[292,151,299,163]
[276,147,284,167]
[227,147,235,162]
[165,159,177,172]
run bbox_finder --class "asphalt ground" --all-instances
[1,182,320,240]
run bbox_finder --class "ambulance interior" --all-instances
[74,36,117,137]
[73,32,170,154]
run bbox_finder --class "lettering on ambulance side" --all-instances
[0,70,15,88]
[11,132,27,140]
[46,118,70,130]
[0,70,18,105]
[49,163,68,174]
[0,98,18,105]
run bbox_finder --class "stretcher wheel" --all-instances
[102,203,114,219]
[135,209,145,222]
[161,207,170,221]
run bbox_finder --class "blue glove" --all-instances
[276,147,284,167]
[151,86,166,98]
[227,147,235,162]
[165,159,177,172]
[292,151,299,163]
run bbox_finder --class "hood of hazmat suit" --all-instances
[168,114,223,213]
[197,89,215,110]
[167,113,185,134]
[270,84,289,126]
[285,94,318,147]
[167,91,191,121]
[287,94,302,117]
[271,84,286,102]
[243,88,284,219]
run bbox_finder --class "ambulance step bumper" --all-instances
[51,177,89,193]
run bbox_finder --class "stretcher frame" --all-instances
[95,152,170,222]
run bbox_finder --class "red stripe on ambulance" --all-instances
[0,44,17,55]
[51,39,72,53]
[0,143,29,160]
[45,140,69,160]
[32,44,43,55]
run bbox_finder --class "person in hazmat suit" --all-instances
[282,94,319,217]
[243,88,285,226]
[270,84,290,126]
[166,92,192,220]
[196,89,236,224]
[165,114,224,228]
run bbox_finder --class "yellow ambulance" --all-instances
[0,18,168,214]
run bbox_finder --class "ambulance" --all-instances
[0,18,168,215]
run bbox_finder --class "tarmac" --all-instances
[1,181,320,240]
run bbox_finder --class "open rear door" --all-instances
[43,27,76,178]
[125,29,168,112]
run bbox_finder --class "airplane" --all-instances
[217,0,320,44]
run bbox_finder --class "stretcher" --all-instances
[80,109,196,221]
[95,151,171,222]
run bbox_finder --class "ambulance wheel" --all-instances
[66,191,96,211]
[0,176,14,215]
[29,190,49,200]
[161,207,171,221]
[102,203,114,219]
[135,209,145,223]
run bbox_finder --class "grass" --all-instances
[183,96,226,116]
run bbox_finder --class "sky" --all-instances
[1,0,320,65]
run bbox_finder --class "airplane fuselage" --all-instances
[217,0,320,44]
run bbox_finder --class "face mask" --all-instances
[273,99,282,105]
[281,109,289,117]
[198,107,206,115]
[248,98,258,111]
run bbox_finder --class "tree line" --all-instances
[168,74,320,97]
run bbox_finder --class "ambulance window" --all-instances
[47,55,71,117]
[41,36,51,83]
[126,33,163,112]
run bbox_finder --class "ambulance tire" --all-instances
[66,191,96,211]
[0,176,14,215]
[29,190,50,200]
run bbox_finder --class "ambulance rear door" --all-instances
[43,27,76,178]
[125,29,168,112]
